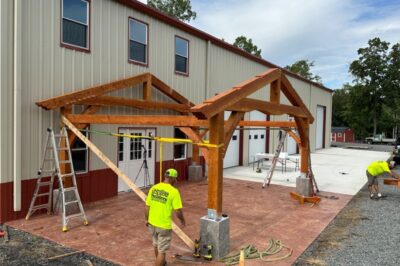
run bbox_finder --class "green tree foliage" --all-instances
[233,36,262,57]
[148,0,197,22]
[332,85,350,127]
[348,37,399,136]
[285,60,322,84]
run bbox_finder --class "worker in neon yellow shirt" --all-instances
[366,161,400,199]
[145,168,185,266]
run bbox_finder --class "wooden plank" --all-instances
[191,68,281,119]
[65,114,210,127]
[61,116,194,249]
[36,73,149,110]
[238,120,297,128]
[223,112,244,157]
[178,127,209,165]
[270,79,281,104]
[280,74,314,123]
[151,75,194,106]
[79,96,190,113]
[229,98,307,118]
[285,129,301,145]
[208,112,224,214]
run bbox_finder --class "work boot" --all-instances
[370,193,375,199]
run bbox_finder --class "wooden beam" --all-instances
[36,73,150,110]
[208,112,224,214]
[295,117,310,174]
[238,120,296,128]
[177,127,209,165]
[191,68,281,119]
[68,105,101,146]
[270,79,280,104]
[229,98,307,118]
[223,112,244,157]
[61,116,194,249]
[285,129,301,145]
[65,114,209,127]
[79,96,190,113]
[280,74,314,123]
[143,74,152,101]
[151,75,194,106]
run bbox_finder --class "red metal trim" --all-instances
[115,0,332,93]
[128,16,149,67]
[174,35,189,76]
[60,0,91,53]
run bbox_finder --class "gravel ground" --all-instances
[295,175,400,266]
[0,226,117,266]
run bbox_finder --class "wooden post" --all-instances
[192,141,200,165]
[208,112,224,215]
[143,74,152,101]
[270,79,280,104]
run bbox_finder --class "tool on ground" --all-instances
[26,128,88,232]
[220,239,292,265]
[262,130,288,188]
[173,254,203,264]
[203,244,213,261]
[193,239,201,258]
[47,250,85,260]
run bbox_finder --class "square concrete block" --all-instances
[199,216,230,260]
[188,165,204,181]
[296,177,312,196]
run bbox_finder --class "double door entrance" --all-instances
[117,128,156,192]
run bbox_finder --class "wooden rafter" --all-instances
[151,75,194,107]
[285,129,301,145]
[178,127,209,164]
[79,96,190,113]
[229,98,307,118]
[36,73,150,110]
[223,111,244,157]
[280,74,314,123]
[191,68,281,119]
[238,120,296,128]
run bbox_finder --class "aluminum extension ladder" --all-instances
[26,128,88,232]
[262,130,288,188]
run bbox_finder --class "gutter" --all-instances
[13,0,22,211]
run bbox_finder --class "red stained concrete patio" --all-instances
[7,178,352,265]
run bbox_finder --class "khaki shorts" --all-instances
[148,224,172,253]
[366,170,378,185]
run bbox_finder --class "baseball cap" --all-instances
[165,168,178,178]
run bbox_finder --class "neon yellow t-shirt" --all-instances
[146,183,182,229]
[367,161,390,176]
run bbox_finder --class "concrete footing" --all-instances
[188,164,204,181]
[296,177,312,196]
[199,215,230,260]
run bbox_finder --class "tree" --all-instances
[332,85,350,127]
[285,60,322,84]
[148,0,197,22]
[233,36,262,57]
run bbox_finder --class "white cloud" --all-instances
[189,0,400,89]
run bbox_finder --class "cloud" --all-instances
[189,0,400,89]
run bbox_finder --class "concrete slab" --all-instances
[224,147,391,195]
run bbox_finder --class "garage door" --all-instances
[316,106,326,149]
[287,132,298,154]
[224,112,240,168]
[248,111,267,163]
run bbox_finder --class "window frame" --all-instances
[174,35,189,76]
[70,127,89,174]
[60,0,91,53]
[128,17,149,67]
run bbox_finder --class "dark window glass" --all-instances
[255,135,258,139]
[175,37,188,73]
[118,137,124,162]
[148,139,152,158]
[261,134,265,139]
[129,18,147,64]
[175,55,187,73]
[232,135,237,141]
[174,128,186,160]
[70,129,88,173]
[62,0,89,49]
[249,135,252,139]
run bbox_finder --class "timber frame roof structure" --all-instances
[37,69,314,226]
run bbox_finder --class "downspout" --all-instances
[13,0,22,211]
[205,40,211,100]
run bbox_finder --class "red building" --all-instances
[331,127,355,143]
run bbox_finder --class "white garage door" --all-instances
[224,112,240,168]
[248,111,267,163]
[316,106,325,149]
[118,128,156,191]
[287,132,298,154]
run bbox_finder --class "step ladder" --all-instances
[262,130,288,188]
[26,127,88,232]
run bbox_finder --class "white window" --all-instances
[129,18,148,65]
[61,0,90,50]
[174,128,187,160]
[175,36,189,75]
[70,128,89,173]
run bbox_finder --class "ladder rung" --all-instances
[59,160,72,164]
[39,170,55,174]
[57,147,69,151]
[35,192,50,197]
[64,187,77,192]
[60,173,74,178]
[39,181,52,186]
[65,200,79,205]
[31,204,50,210]
[66,213,84,219]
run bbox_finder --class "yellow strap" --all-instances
[159,142,163,183]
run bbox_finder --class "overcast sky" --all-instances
[138,0,400,90]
